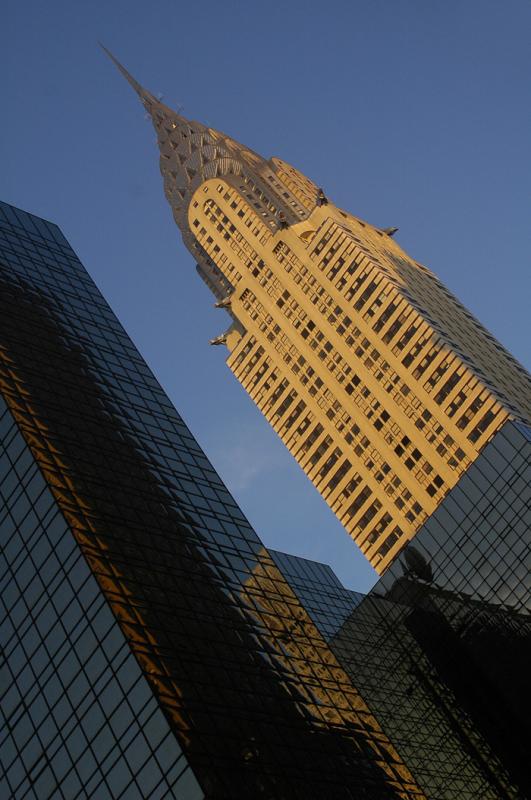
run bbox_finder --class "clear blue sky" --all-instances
[2,0,530,592]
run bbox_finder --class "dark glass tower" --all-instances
[274,419,531,799]
[1,200,529,800]
[0,201,424,799]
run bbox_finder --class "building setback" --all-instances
[103,49,531,572]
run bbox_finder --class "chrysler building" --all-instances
[106,49,531,573]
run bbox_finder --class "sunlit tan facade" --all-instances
[107,51,531,573]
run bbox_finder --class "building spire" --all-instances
[102,47,319,234]
[99,44,159,109]
[101,46,263,227]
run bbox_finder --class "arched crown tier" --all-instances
[102,47,321,234]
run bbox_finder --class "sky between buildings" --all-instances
[2,0,530,592]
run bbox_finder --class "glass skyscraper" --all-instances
[275,419,531,799]
[0,202,427,798]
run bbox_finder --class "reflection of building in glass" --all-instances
[103,49,531,572]
[1,201,428,799]
[274,420,531,799]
